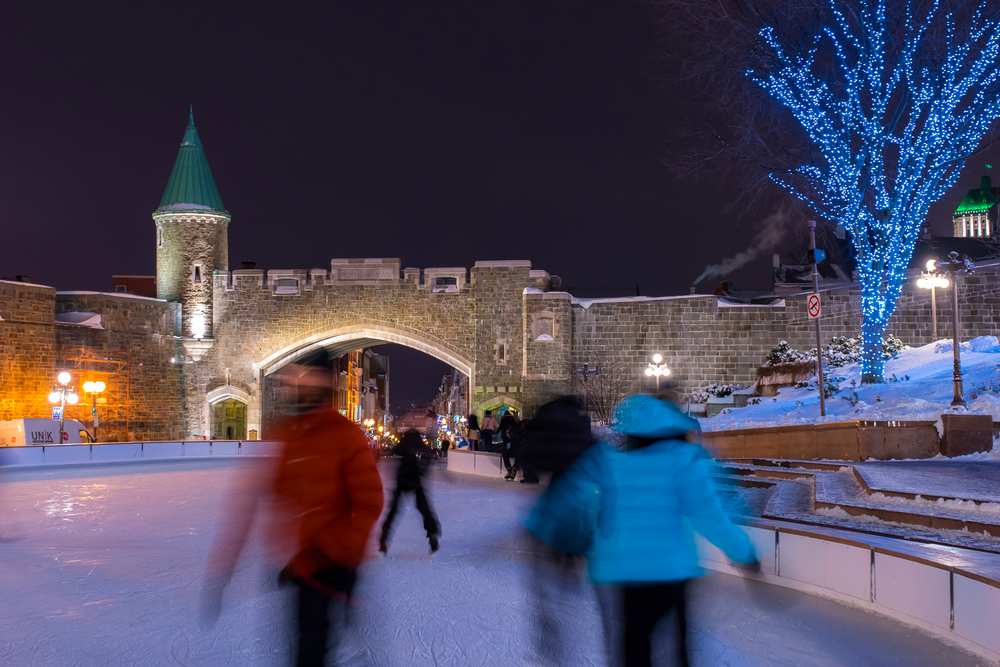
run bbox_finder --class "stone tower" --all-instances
[153,108,230,342]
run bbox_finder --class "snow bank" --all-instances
[701,337,1000,442]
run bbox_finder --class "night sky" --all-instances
[1,2,995,408]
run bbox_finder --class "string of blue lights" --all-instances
[749,0,1000,382]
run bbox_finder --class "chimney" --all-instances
[242,261,256,270]
[772,253,781,268]
[982,175,992,192]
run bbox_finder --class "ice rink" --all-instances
[0,458,988,666]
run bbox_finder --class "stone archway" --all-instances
[206,385,250,440]
[250,324,475,437]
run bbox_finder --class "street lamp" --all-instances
[644,353,670,392]
[916,259,949,340]
[931,252,975,406]
[48,372,79,444]
[83,381,106,441]
[574,362,599,414]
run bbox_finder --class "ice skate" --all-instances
[429,535,439,553]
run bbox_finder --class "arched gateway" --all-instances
[147,111,964,442]
[183,259,559,438]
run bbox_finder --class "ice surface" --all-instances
[0,459,987,666]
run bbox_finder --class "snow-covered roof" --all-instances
[57,291,166,302]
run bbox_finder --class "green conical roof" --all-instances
[156,108,228,214]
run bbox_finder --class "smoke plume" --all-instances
[693,209,789,285]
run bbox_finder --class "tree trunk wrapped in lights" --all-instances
[748,0,1000,383]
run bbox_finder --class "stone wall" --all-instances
[53,293,184,440]
[0,281,58,422]
[197,259,537,438]
[559,263,1000,397]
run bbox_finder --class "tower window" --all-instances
[193,265,202,284]
[157,227,163,247]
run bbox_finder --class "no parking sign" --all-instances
[807,294,821,319]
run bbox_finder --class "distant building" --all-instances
[952,172,998,238]
[111,275,156,298]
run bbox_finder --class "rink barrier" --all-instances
[0,440,284,467]
[697,525,1000,663]
[447,451,1000,662]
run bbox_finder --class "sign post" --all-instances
[809,221,826,417]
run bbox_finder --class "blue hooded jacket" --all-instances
[587,395,755,584]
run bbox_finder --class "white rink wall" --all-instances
[450,449,1000,664]
[0,440,283,467]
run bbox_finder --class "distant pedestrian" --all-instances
[499,410,520,480]
[466,413,480,451]
[480,410,499,452]
[591,394,759,667]
[379,429,441,554]
[425,407,439,450]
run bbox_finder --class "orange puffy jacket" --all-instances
[273,407,384,575]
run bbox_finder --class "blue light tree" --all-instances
[749,0,1000,382]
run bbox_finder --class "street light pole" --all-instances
[48,372,79,444]
[931,252,974,407]
[644,354,670,394]
[574,363,599,414]
[931,284,938,340]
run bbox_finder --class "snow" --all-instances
[0,458,984,666]
[717,298,786,308]
[54,311,104,329]
[56,291,167,302]
[702,337,1000,441]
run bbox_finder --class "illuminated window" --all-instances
[193,265,202,284]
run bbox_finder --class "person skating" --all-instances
[520,396,613,665]
[200,349,384,667]
[590,393,759,667]
[379,428,441,555]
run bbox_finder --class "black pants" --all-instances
[501,444,518,473]
[622,581,688,667]
[294,564,357,667]
[380,482,440,544]
[480,429,494,451]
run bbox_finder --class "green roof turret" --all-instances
[156,107,228,214]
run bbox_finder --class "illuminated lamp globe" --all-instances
[66,393,80,405]
[663,368,671,377]
[926,259,937,272]
[652,354,663,364]
[48,392,60,404]
[938,277,950,289]
[645,368,654,377]
[916,277,929,289]
[57,371,71,386]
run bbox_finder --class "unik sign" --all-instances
[30,430,55,445]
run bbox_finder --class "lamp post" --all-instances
[47,371,79,444]
[83,381,106,441]
[574,363,599,414]
[916,260,949,340]
[644,354,670,393]
[931,252,975,407]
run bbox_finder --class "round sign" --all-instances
[807,294,821,319]
[10,436,16,444]
[62,431,69,442]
